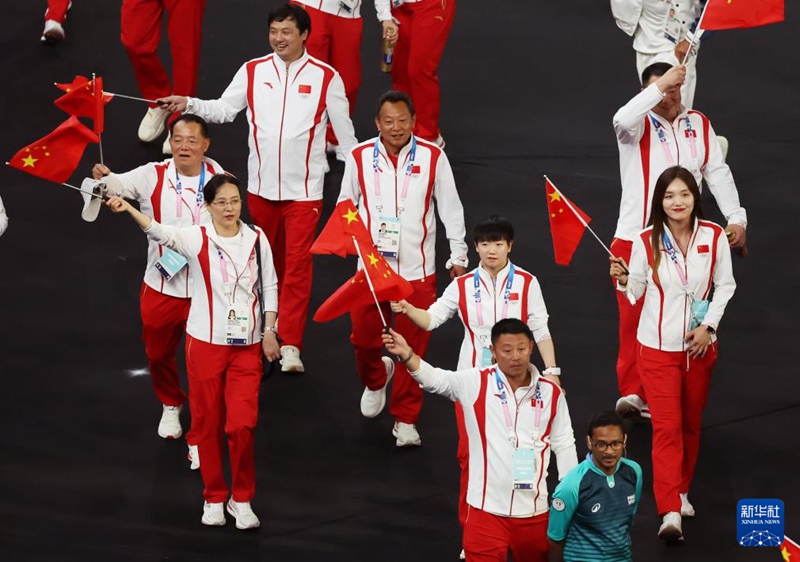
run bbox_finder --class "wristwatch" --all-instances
[704,325,716,335]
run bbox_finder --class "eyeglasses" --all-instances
[591,440,625,451]
[210,198,242,209]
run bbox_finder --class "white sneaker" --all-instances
[680,493,695,517]
[227,499,260,530]
[360,357,395,418]
[459,548,466,559]
[138,107,170,143]
[280,345,305,373]
[392,422,421,447]
[41,20,65,43]
[435,134,446,149]
[658,511,683,542]
[201,501,226,526]
[162,132,172,155]
[717,135,729,161]
[157,404,183,439]
[187,444,200,470]
[615,394,648,420]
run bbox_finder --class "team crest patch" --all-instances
[298,84,312,98]
[552,498,565,511]
[591,503,601,513]
[627,494,636,505]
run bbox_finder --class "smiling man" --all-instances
[547,412,642,562]
[158,3,357,373]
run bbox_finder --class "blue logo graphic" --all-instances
[737,499,784,547]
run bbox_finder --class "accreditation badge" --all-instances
[477,334,494,368]
[225,302,251,345]
[512,448,537,490]
[154,248,188,281]
[662,2,682,44]
[376,216,401,258]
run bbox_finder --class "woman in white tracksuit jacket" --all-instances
[106,174,279,530]
[610,165,735,543]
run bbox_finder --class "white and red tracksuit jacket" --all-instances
[613,82,747,242]
[143,220,278,345]
[620,219,735,351]
[294,0,366,18]
[103,157,224,298]
[611,0,701,51]
[186,50,356,201]
[427,261,552,370]
[410,361,578,516]
[338,136,468,281]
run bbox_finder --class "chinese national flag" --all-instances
[54,75,113,134]
[314,238,414,322]
[311,199,373,257]
[546,178,591,266]
[702,0,784,30]
[7,116,100,183]
[781,536,800,561]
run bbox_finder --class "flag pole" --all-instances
[103,91,162,105]
[544,175,629,274]
[93,73,105,166]
[682,1,710,65]
[352,235,389,328]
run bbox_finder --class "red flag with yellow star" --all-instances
[7,116,99,183]
[781,536,800,561]
[546,178,592,266]
[311,199,374,257]
[54,76,113,134]
[702,0,783,30]
[314,238,413,322]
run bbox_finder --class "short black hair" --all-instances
[169,114,209,138]
[473,215,515,244]
[587,411,626,438]
[490,318,533,345]
[268,3,311,37]
[641,62,673,86]
[203,174,240,205]
[376,90,415,118]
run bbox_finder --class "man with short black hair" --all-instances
[547,412,643,561]
[159,3,358,373]
[383,318,577,560]
[338,89,468,447]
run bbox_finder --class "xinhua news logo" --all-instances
[737,499,784,547]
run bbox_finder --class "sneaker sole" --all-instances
[201,516,226,526]
[158,430,183,439]
[392,429,421,447]
[658,526,683,542]
[281,365,305,373]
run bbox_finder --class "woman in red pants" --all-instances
[106,174,279,529]
[610,166,736,543]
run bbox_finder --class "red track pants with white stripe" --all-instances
[186,335,262,503]
[638,343,717,515]
[120,0,205,109]
[248,195,322,350]
[463,507,549,561]
[611,238,646,401]
[391,0,456,142]
[349,277,436,424]
[46,0,70,22]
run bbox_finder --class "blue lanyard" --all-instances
[372,136,416,200]
[473,263,515,328]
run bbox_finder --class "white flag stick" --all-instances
[62,182,105,199]
[544,175,629,273]
[103,91,162,105]
[352,235,389,328]
[682,1,710,65]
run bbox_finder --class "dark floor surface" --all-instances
[1,1,798,561]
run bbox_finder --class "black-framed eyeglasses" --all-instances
[591,440,625,451]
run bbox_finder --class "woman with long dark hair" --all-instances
[610,166,736,543]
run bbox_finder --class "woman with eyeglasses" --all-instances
[609,166,736,543]
[106,174,279,530]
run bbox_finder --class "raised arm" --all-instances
[105,196,201,256]
[159,63,249,124]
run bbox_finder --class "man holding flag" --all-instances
[610,61,747,420]
[337,90,468,447]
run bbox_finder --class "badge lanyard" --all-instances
[474,264,515,328]
[216,242,256,304]
[683,117,698,160]
[649,115,674,165]
[373,136,416,207]
[494,367,541,446]
[174,165,206,225]
[662,232,689,288]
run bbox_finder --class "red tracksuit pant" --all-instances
[463,507,549,562]
[186,335,262,503]
[248,195,322,350]
[296,4,363,146]
[349,277,436,424]
[46,0,70,22]
[611,238,646,400]
[120,0,205,109]
[391,0,456,142]
[140,283,190,408]
[455,402,469,527]
[638,343,717,515]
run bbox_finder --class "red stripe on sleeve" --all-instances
[197,228,214,341]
